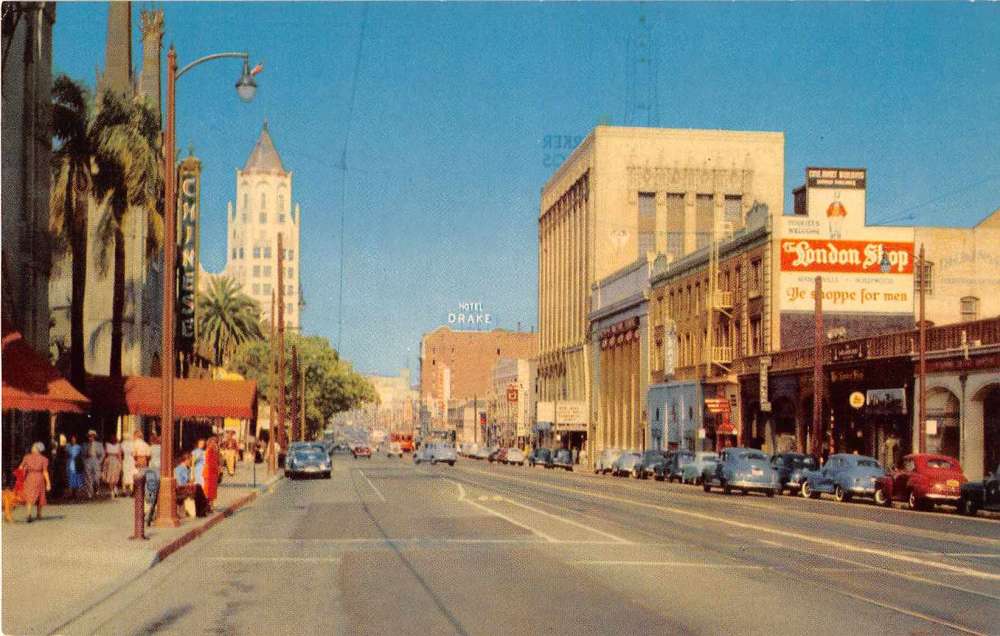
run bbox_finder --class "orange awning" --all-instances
[86,375,257,419]
[2,323,90,413]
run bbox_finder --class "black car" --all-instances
[548,448,574,471]
[634,450,668,479]
[528,447,551,467]
[655,450,694,482]
[959,464,1000,516]
[770,452,820,495]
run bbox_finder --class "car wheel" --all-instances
[834,485,850,503]
[449,461,455,467]
[703,480,711,492]
[766,489,776,498]
[723,481,732,496]
[960,495,979,516]
[874,487,891,507]
[324,472,331,479]
[802,482,820,499]
[908,491,927,511]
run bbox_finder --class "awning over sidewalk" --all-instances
[86,375,257,419]
[2,323,90,413]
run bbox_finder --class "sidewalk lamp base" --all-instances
[153,476,181,528]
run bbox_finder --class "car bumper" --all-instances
[846,486,877,495]
[728,480,777,490]
[924,493,961,502]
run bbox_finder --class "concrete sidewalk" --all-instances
[1,460,282,635]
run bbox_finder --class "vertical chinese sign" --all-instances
[177,154,201,355]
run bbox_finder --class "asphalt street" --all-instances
[63,454,1000,636]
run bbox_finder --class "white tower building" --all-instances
[224,122,301,329]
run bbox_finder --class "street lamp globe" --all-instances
[236,60,257,102]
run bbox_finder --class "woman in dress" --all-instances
[120,432,135,497]
[102,434,123,498]
[203,437,220,512]
[19,442,51,522]
[65,434,84,498]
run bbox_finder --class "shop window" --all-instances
[960,296,979,321]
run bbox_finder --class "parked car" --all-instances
[460,442,480,457]
[681,452,718,485]
[634,450,668,479]
[801,453,886,502]
[771,452,820,495]
[504,448,526,466]
[959,464,1000,516]
[386,442,403,459]
[656,450,695,482]
[285,447,331,479]
[528,448,551,467]
[490,448,507,463]
[486,446,502,463]
[611,451,642,477]
[874,453,966,510]
[413,443,457,466]
[595,448,622,474]
[473,446,491,460]
[703,447,778,497]
[550,448,574,471]
[351,445,372,459]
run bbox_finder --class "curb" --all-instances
[152,489,258,564]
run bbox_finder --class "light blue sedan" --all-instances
[681,452,718,484]
[801,453,886,502]
[702,447,778,497]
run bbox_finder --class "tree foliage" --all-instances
[230,333,378,438]
[197,276,263,366]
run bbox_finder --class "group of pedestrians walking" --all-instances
[63,429,158,500]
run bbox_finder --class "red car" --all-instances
[352,445,372,459]
[874,453,966,510]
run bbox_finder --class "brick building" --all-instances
[419,327,538,429]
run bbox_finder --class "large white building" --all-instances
[223,122,302,328]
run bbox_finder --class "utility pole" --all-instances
[267,290,277,474]
[290,344,300,443]
[300,363,307,441]
[918,244,927,454]
[812,276,824,460]
[277,233,287,452]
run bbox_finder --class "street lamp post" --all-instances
[156,46,257,528]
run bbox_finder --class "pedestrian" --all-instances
[121,431,135,497]
[65,434,84,498]
[148,433,161,473]
[221,431,239,476]
[203,437,220,512]
[103,433,123,498]
[50,435,66,500]
[83,430,104,499]
[144,466,159,526]
[18,442,51,522]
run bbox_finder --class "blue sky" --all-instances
[53,2,1000,380]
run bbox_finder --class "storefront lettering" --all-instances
[782,240,911,274]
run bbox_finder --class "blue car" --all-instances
[702,447,778,497]
[770,452,820,495]
[801,453,886,502]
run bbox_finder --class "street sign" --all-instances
[704,398,731,414]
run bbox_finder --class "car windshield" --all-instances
[740,451,767,461]
[295,451,325,461]
[856,459,880,468]
[788,456,817,468]
[925,459,957,470]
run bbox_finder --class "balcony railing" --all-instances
[713,290,733,309]
[712,346,734,364]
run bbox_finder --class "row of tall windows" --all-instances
[241,191,286,213]
[637,192,744,259]
[232,246,295,261]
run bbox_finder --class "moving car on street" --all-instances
[611,451,642,477]
[703,447,778,497]
[528,447,551,467]
[351,445,372,459]
[657,450,695,482]
[771,452,820,495]
[504,448,526,466]
[549,448,574,471]
[595,448,622,474]
[959,464,1000,516]
[386,442,404,459]
[681,452,718,485]
[634,450,668,480]
[875,453,966,510]
[801,453,885,502]
[413,442,457,466]
[285,447,332,479]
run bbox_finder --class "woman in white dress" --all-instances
[102,434,123,498]
[121,433,136,497]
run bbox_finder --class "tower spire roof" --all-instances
[243,122,285,173]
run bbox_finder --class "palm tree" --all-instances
[90,89,163,377]
[197,276,264,367]
[49,75,95,391]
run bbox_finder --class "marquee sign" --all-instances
[177,156,201,353]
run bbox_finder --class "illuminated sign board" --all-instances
[448,301,493,330]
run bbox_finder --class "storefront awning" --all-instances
[2,323,90,413]
[86,375,257,419]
